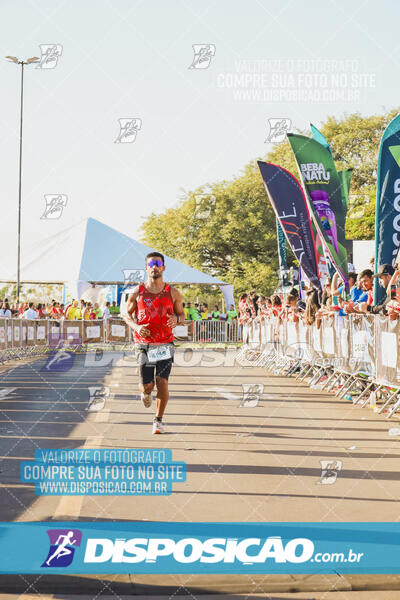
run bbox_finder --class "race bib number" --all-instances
[148,345,171,362]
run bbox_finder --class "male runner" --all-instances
[123,252,185,434]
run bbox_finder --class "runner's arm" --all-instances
[168,288,185,327]
[122,290,145,334]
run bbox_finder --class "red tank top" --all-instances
[134,283,174,344]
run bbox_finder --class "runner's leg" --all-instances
[155,376,169,418]
[139,349,155,407]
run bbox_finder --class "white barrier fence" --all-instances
[192,320,239,343]
[239,314,400,419]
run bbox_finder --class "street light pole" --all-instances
[17,61,24,302]
[5,55,39,301]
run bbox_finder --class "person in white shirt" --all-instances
[102,301,111,320]
[23,302,38,320]
[0,302,11,318]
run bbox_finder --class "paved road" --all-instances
[0,348,400,595]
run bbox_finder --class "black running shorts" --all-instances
[137,344,174,384]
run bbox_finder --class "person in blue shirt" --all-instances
[331,271,361,316]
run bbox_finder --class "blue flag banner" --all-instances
[310,123,332,155]
[374,113,400,303]
[0,522,400,574]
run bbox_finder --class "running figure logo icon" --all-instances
[123,269,146,284]
[42,529,82,567]
[36,44,63,69]
[87,386,109,412]
[188,44,216,69]
[317,460,342,485]
[114,118,142,143]
[41,195,67,220]
[265,118,292,143]
[239,383,264,407]
[41,349,75,373]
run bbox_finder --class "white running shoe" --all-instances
[141,392,152,408]
[152,419,165,434]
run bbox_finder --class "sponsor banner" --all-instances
[1,522,400,574]
[287,133,349,284]
[310,123,353,212]
[258,161,321,289]
[375,113,400,304]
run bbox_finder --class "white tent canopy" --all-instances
[0,218,234,306]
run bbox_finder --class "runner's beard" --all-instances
[150,271,162,279]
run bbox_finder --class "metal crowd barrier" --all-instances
[237,314,400,419]
[192,319,238,343]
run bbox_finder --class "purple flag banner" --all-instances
[258,161,321,289]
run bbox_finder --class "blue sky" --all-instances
[1,0,399,264]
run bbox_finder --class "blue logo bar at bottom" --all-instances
[0,522,398,574]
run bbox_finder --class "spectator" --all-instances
[227,304,237,322]
[369,256,375,270]
[304,289,321,325]
[82,302,91,320]
[109,301,120,317]
[248,290,258,316]
[200,303,209,320]
[211,305,220,320]
[257,296,266,315]
[36,303,46,319]
[50,301,62,319]
[284,294,299,322]
[93,302,102,319]
[271,294,282,316]
[66,300,81,320]
[321,279,332,306]
[103,301,111,320]
[79,301,87,320]
[65,298,74,316]
[344,269,374,314]
[365,263,395,315]
[183,302,189,320]
[188,303,201,321]
[23,302,37,319]
[0,302,11,318]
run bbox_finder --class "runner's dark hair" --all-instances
[145,251,165,265]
